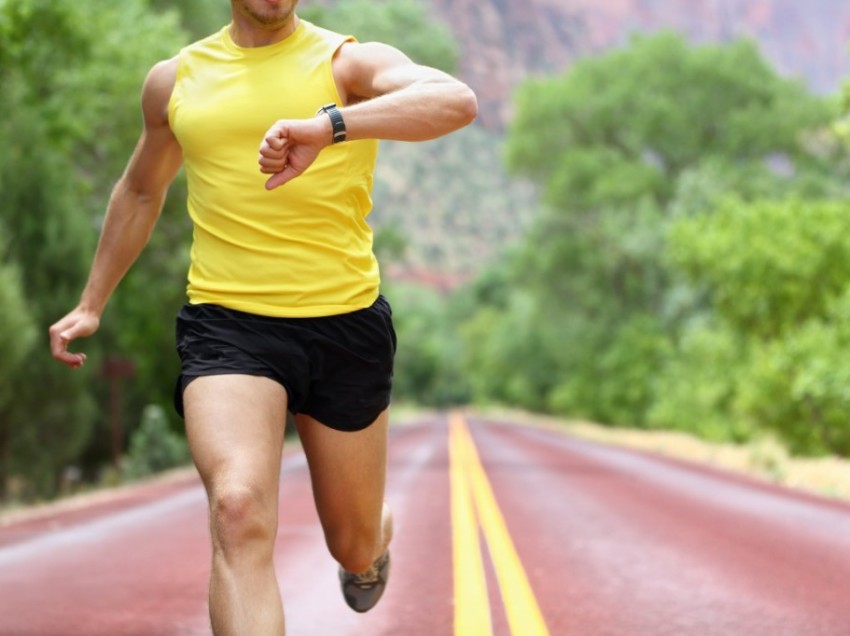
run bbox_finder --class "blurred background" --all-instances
[2,0,850,505]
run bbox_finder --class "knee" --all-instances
[209,484,276,555]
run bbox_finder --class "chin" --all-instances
[238,0,297,27]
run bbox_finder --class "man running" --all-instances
[48,1,477,633]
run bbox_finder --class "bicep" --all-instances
[122,122,182,198]
[122,58,183,197]
[336,41,456,103]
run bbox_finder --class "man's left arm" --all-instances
[333,41,478,142]
[259,41,477,189]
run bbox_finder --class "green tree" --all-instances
[648,322,753,442]
[508,34,835,207]
[123,404,190,479]
[0,0,187,498]
[386,283,471,407]
[462,32,844,430]
[0,260,35,408]
[668,198,850,339]
[662,198,850,453]
[736,293,850,455]
[0,251,38,497]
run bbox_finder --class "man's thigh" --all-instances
[183,374,288,497]
[295,409,389,532]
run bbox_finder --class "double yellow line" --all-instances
[448,413,549,636]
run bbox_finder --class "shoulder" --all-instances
[333,41,458,103]
[146,56,179,92]
[333,40,413,73]
[332,40,415,97]
[142,56,179,126]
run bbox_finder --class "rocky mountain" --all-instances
[431,0,850,129]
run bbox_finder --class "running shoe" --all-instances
[339,550,391,613]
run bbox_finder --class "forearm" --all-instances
[342,78,478,142]
[78,180,164,316]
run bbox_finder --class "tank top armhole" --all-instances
[167,49,188,129]
[324,34,356,107]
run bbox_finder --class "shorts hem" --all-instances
[298,397,391,433]
[173,371,293,419]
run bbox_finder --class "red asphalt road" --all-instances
[1,414,850,635]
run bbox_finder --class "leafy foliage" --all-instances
[665,199,850,453]
[386,283,472,406]
[508,33,833,206]
[459,31,850,454]
[460,292,561,411]
[123,405,191,479]
[0,259,36,421]
[668,198,850,339]
[736,292,850,456]
[648,323,753,442]
[0,0,186,498]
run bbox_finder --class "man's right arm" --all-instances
[49,57,183,368]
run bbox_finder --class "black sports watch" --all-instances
[316,103,347,144]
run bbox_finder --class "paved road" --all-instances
[1,413,849,635]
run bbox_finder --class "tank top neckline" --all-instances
[220,19,308,58]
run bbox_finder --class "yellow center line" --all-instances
[449,413,494,636]
[449,413,550,636]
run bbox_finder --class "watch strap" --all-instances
[316,103,346,144]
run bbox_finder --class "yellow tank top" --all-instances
[168,20,380,317]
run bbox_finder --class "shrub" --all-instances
[123,405,190,480]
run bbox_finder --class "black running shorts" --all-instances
[173,295,396,432]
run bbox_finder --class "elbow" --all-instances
[457,84,479,127]
[110,179,167,223]
[115,175,165,209]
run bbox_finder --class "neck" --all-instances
[229,13,299,47]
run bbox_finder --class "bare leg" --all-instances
[184,374,288,636]
[295,408,393,575]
